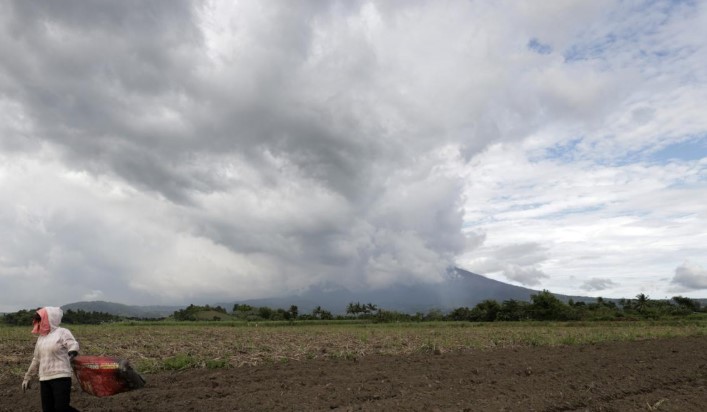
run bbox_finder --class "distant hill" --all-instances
[221,268,599,315]
[61,301,183,318]
[62,269,707,317]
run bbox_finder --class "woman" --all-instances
[22,307,80,412]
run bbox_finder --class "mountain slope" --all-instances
[226,268,581,314]
[62,269,705,317]
[61,301,183,318]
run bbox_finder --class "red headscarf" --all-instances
[31,308,51,336]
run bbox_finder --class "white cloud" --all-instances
[501,264,549,287]
[461,242,550,287]
[83,290,104,301]
[1,0,706,310]
[460,137,707,297]
[581,278,618,292]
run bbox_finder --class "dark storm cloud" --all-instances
[0,0,206,198]
[0,1,406,203]
[671,262,707,291]
[0,0,479,306]
[2,0,706,309]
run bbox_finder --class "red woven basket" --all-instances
[72,355,145,397]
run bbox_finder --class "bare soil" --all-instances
[3,336,706,411]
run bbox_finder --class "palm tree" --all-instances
[635,293,650,314]
[346,302,362,317]
[289,305,299,320]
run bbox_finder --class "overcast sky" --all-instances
[1,0,706,312]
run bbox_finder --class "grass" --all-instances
[2,319,705,377]
[162,354,201,370]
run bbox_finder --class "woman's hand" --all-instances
[21,379,30,392]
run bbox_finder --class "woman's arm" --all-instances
[62,329,80,354]
[23,346,39,381]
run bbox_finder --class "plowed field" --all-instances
[2,336,706,411]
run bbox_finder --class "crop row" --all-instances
[1,320,705,378]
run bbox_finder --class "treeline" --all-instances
[408,292,704,322]
[213,292,704,323]
[445,292,704,322]
[231,304,310,321]
[172,304,229,321]
[2,308,122,325]
[170,303,334,322]
[3,292,702,326]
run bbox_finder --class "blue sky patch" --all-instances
[543,137,584,162]
[527,38,552,55]
[650,136,707,162]
[564,33,618,63]
[542,205,605,221]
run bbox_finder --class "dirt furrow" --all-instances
[2,336,705,411]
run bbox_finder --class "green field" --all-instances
[3,319,706,378]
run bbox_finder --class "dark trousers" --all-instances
[40,377,80,412]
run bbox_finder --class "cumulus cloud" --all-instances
[462,242,550,286]
[671,262,707,291]
[83,290,104,301]
[1,0,706,310]
[501,264,549,287]
[0,0,481,309]
[581,278,618,292]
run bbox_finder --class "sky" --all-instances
[1,0,706,312]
